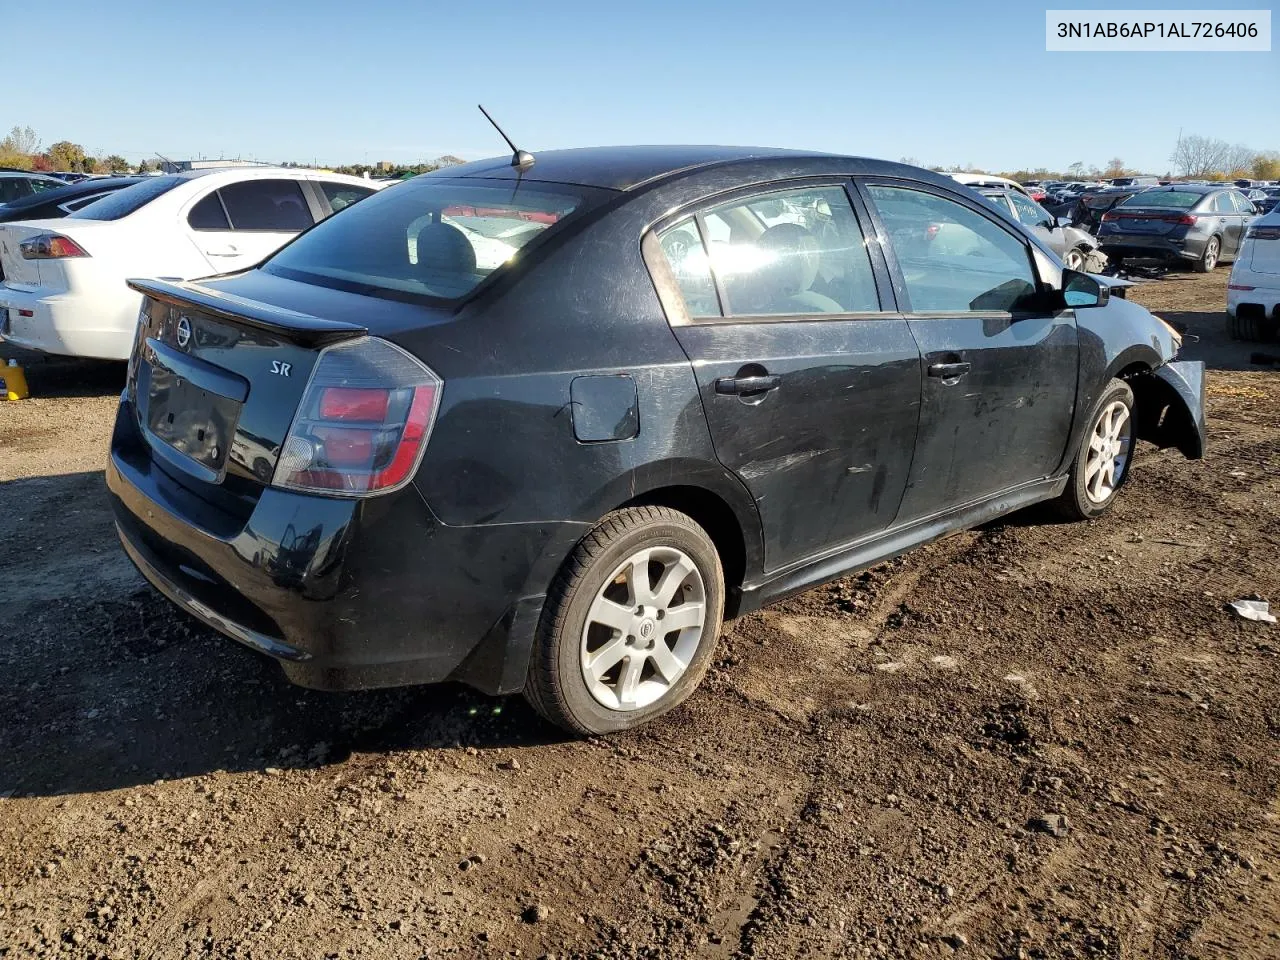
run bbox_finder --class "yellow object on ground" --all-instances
[1,358,29,400]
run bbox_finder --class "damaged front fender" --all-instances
[1131,360,1206,460]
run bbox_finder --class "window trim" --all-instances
[643,177,895,327]
[854,176,1055,320]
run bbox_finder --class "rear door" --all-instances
[185,178,317,273]
[1211,192,1243,257]
[859,179,1078,523]
[651,182,921,572]
[1229,191,1257,256]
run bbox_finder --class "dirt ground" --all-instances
[1,270,1278,960]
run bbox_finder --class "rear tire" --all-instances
[1193,236,1220,273]
[524,507,725,736]
[1053,378,1135,522]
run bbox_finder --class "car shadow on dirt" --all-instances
[0,502,566,798]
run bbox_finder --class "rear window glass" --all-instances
[70,176,183,221]
[1118,190,1201,210]
[264,178,589,303]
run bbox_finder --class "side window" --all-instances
[319,182,376,215]
[1231,192,1256,214]
[0,179,26,203]
[1009,192,1049,228]
[1211,193,1236,214]
[866,184,1039,313]
[655,219,720,318]
[217,179,313,231]
[29,179,60,194]
[187,192,231,230]
[657,185,880,319]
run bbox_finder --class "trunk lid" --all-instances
[1102,207,1187,236]
[1248,222,1280,275]
[125,278,368,515]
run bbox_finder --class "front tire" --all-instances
[524,507,725,735]
[1194,236,1220,273]
[1054,378,1135,521]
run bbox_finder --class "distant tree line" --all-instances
[909,134,1280,184]
[0,125,471,179]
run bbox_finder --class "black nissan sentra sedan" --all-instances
[107,146,1205,735]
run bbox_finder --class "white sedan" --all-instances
[1227,208,1280,341]
[0,168,382,360]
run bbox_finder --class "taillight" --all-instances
[1246,225,1280,241]
[19,233,89,259]
[1100,212,1117,222]
[1174,214,1198,226]
[273,337,442,497]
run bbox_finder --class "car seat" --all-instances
[740,223,844,314]
[414,222,478,296]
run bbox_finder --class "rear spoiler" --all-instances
[127,278,368,347]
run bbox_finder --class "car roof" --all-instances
[431,145,841,192]
[0,170,63,181]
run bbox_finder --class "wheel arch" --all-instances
[616,483,754,614]
[1118,359,1205,459]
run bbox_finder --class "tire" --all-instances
[524,506,725,736]
[1193,235,1220,273]
[1063,247,1086,271]
[1053,378,1136,522]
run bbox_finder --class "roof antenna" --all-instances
[478,104,534,172]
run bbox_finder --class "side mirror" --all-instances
[1062,268,1110,308]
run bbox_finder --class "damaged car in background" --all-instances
[106,147,1205,736]
[976,186,1106,272]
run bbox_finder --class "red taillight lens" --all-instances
[273,338,442,497]
[319,386,390,421]
[1100,212,1117,222]
[19,233,89,260]
[1175,214,1198,226]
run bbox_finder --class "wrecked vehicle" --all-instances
[106,147,1206,735]
[977,186,1106,271]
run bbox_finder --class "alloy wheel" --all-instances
[580,546,707,711]
[1203,237,1219,271]
[1084,399,1132,504]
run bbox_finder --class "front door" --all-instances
[860,180,1079,523]
[652,182,922,572]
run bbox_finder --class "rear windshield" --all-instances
[70,176,183,221]
[1118,190,1201,210]
[264,178,591,303]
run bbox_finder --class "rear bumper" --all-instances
[1226,267,1280,318]
[0,285,135,360]
[1099,234,1206,262]
[107,399,587,693]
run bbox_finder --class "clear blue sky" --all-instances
[20,0,1280,174]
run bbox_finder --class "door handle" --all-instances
[204,245,239,257]
[715,374,781,396]
[927,362,971,380]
